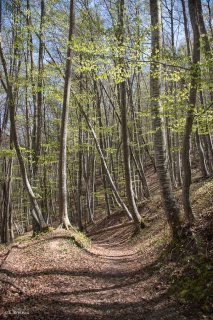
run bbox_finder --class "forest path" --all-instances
[84,234,189,320]
[0,227,197,320]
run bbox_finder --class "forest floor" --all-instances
[0,175,213,319]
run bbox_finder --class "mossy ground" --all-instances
[132,178,213,316]
[167,180,213,315]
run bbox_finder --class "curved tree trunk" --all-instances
[8,86,47,229]
[79,105,134,222]
[0,2,47,231]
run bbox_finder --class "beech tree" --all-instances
[182,0,201,223]
[150,0,181,238]
[0,0,212,241]
[117,0,145,229]
[0,0,47,233]
[58,0,75,229]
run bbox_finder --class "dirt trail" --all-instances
[0,227,200,320]
[83,240,189,320]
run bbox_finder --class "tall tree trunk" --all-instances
[8,86,47,229]
[150,0,181,239]
[79,104,134,222]
[181,0,210,180]
[94,80,112,217]
[77,107,83,230]
[58,0,75,228]
[36,0,45,165]
[182,0,200,223]
[117,0,144,229]
[196,0,213,98]
[32,0,46,233]
[127,78,150,199]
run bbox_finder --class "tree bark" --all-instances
[1,157,13,243]
[58,0,75,229]
[79,104,134,222]
[195,129,209,178]
[0,1,47,231]
[94,80,112,217]
[117,0,144,229]
[182,0,201,223]
[150,0,181,239]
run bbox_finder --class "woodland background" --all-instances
[0,0,212,242]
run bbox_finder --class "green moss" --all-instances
[72,230,92,248]
[192,180,213,210]
[0,243,7,251]
[174,259,213,311]
[32,226,55,239]
[60,228,91,249]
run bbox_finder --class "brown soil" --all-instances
[0,175,212,320]
[0,222,205,320]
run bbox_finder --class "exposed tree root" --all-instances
[57,222,76,233]
[0,277,25,295]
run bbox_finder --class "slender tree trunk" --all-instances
[117,0,144,229]
[77,69,84,230]
[195,129,209,178]
[31,0,46,233]
[77,111,83,230]
[8,86,47,228]
[79,104,134,221]
[206,0,213,37]
[127,79,150,199]
[181,0,191,56]
[196,0,213,99]
[58,0,75,229]
[36,0,45,164]
[175,132,182,187]
[0,1,47,231]
[182,0,200,223]
[94,80,112,217]
[204,133,213,174]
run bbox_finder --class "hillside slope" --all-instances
[0,179,212,320]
